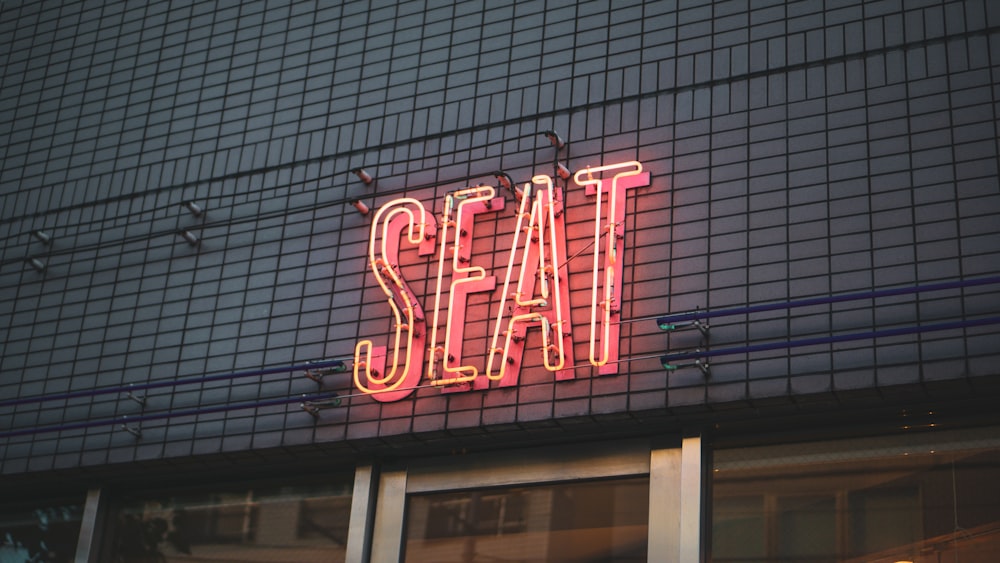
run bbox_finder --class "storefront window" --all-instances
[403,477,649,563]
[105,476,353,563]
[711,428,1000,562]
[0,498,84,563]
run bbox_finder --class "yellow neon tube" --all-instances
[573,161,643,368]
[485,182,533,381]
[429,185,497,386]
[485,175,567,380]
[354,198,433,395]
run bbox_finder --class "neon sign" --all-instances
[354,160,650,402]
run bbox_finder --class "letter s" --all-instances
[354,198,436,402]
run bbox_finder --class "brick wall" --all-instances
[1,0,999,475]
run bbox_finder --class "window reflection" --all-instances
[0,499,84,563]
[106,478,352,563]
[712,430,1000,563]
[404,477,649,563]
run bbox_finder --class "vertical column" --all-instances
[647,446,682,562]
[647,435,706,563]
[346,464,380,563]
[368,466,407,562]
[679,435,705,563]
[74,488,106,563]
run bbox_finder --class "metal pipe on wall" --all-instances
[661,316,1000,365]
[656,275,1000,327]
[0,358,346,409]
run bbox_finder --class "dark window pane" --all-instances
[405,477,648,563]
[0,498,85,563]
[105,477,352,563]
[711,430,1000,562]
[712,496,765,559]
[777,495,836,561]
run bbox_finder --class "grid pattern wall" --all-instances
[1,0,999,475]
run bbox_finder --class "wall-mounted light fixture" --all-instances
[120,419,142,439]
[304,359,347,383]
[351,200,370,216]
[352,168,374,185]
[555,162,571,180]
[124,385,146,407]
[493,171,523,200]
[26,257,46,272]
[541,129,566,150]
[183,201,203,217]
[30,230,52,244]
[178,229,200,246]
[300,396,342,419]
[493,170,513,190]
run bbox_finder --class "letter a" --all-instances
[485,175,574,387]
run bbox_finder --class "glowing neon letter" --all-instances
[574,161,651,374]
[352,158,650,401]
[427,186,504,389]
[485,175,574,387]
[354,198,437,402]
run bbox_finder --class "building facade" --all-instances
[2,0,999,561]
